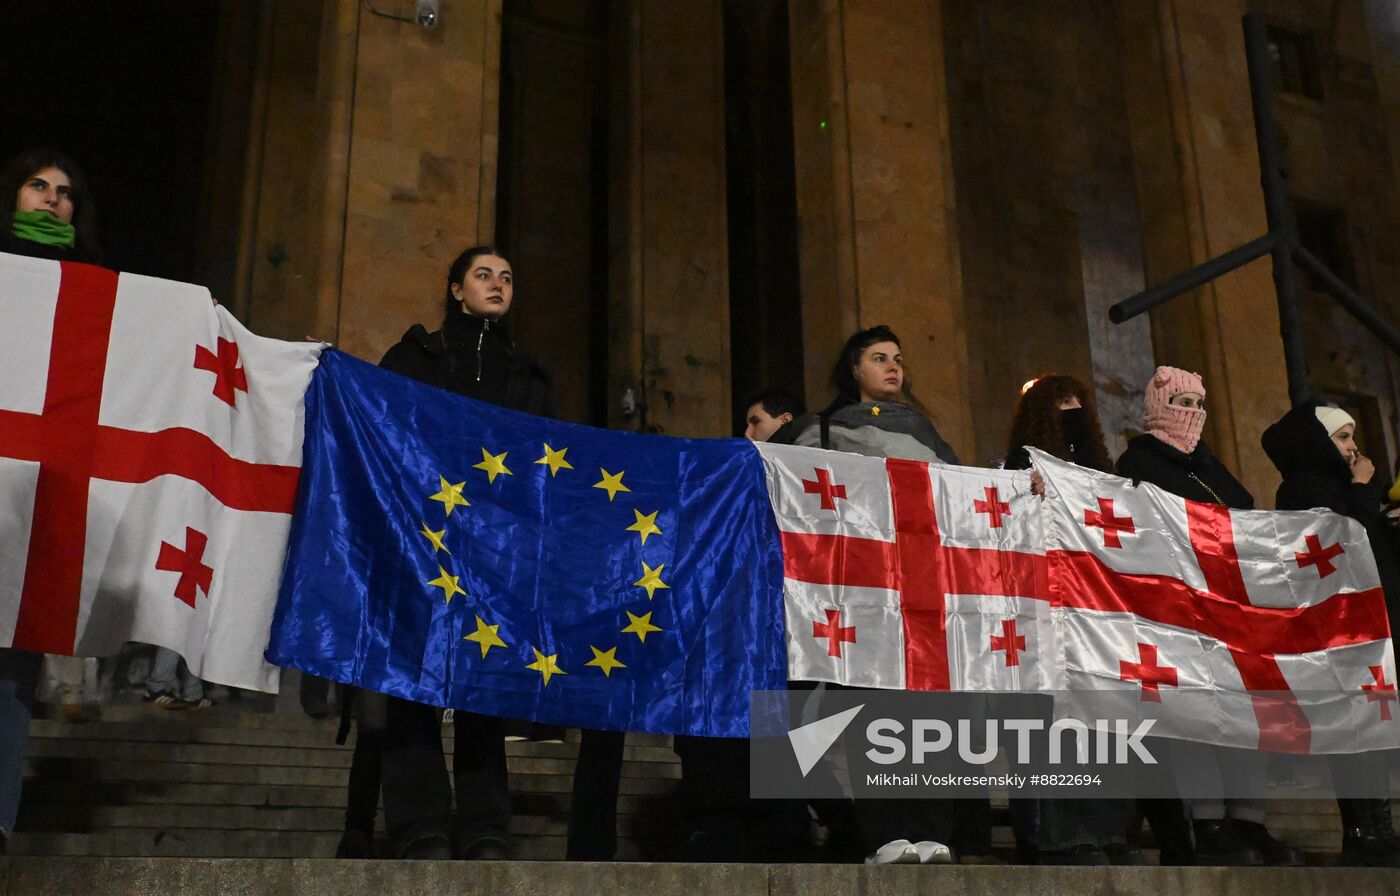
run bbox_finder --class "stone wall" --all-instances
[234,0,503,364]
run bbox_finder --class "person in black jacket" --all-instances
[1005,376,1136,865]
[372,245,550,860]
[1262,400,1400,867]
[1116,366,1300,867]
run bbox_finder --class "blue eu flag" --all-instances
[267,350,787,737]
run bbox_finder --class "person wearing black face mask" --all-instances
[1002,376,1137,865]
[1003,376,1110,475]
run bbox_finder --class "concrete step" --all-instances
[13,800,665,836]
[17,792,670,833]
[5,858,1400,896]
[20,773,676,809]
[1,832,601,861]
[32,708,674,748]
[26,727,681,766]
[24,752,681,786]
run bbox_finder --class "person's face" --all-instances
[451,254,513,318]
[1169,391,1205,412]
[853,340,903,403]
[744,402,791,443]
[15,166,74,224]
[1331,423,1359,460]
[1057,395,1082,410]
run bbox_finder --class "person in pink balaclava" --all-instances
[1115,366,1301,867]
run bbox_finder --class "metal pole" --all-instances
[1243,13,1310,406]
[1292,245,1400,357]
[1109,233,1278,323]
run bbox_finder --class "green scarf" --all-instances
[12,209,76,248]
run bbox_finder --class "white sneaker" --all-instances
[866,839,922,865]
[913,840,954,864]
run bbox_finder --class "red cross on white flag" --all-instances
[0,255,322,692]
[1035,448,1396,755]
[757,443,1050,691]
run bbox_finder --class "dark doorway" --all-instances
[0,3,253,293]
[723,0,804,434]
[495,0,611,426]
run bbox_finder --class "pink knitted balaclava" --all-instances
[1143,366,1206,454]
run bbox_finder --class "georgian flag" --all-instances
[1035,449,1396,754]
[756,440,1397,753]
[756,442,1055,693]
[0,254,322,692]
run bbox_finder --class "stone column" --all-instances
[607,0,731,437]
[235,0,503,361]
[1116,0,1291,501]
[787,0,973,459]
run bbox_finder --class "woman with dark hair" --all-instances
[1117,367,1300,867]
[1262,401,1400,867]
[791,325,958,866]
[367,246,551,860]
[1004,376,1136,865]
[792,324,957,464]
[0,148,101,263]
[0,148,103,851]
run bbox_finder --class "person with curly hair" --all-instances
[1003,375,1136,865]
[1004,375,1111,473]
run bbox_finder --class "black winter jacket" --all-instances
[379,310,551,416]
[1262,400,1400,628]
[1115,434,1254,510]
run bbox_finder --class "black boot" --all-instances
[1192,819,1263,866]
[335,828,375,859]
[1233,820,1304,867]
[1341,800,1400,868]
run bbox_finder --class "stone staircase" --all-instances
[13,690,682,861]
[4,678,1367,863]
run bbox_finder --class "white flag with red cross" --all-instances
[0,254,322,692]
[1035,449,1396,754]
[756,442,1055,692]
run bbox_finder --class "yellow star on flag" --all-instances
[535,443,574,477]
[622,610,662,643]
[626,509,662,545]
[419,521,450,554]
[585,645,626,677]
[427,565,466,604]
[634,561,670,600]
[464,615,507,658]
[525,648,566,686]
[473,448,513,484]
[593,468,631,502]
[429,476,470,517]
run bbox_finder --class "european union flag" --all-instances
[267,350,787,736]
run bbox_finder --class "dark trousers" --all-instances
[344,689,387,835]
[675,734,809,862]
[567,728,626,860]
[379,696,511,855]
[299,673,332,714]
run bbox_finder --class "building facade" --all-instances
[212,0,1400,504]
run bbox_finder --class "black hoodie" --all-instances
[1262,399,1400,629]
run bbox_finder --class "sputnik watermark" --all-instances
[864,717,1158,765]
